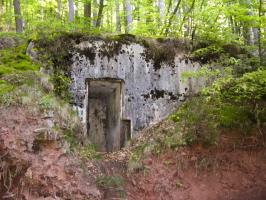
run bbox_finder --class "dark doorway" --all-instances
[86,78,125,152]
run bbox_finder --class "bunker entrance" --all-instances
[86,78,129,152]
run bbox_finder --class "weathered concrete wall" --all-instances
[69,37,204,137]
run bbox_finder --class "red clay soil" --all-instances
[0,106,102,200]
[125,134,266,200]
[1,106,266,200]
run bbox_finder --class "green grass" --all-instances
[96,175,124,188]
[79,144,102,160]
[0,44,40,100]
[0,45,39,78]
[0,81,14,96]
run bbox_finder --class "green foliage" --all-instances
[1,0,265,49]
[171,97,220,145]
[33,32,88,100]
[96,175,124,188]
[219,104,253,131]
[0,45,39,77]
[0,43,40,105]
[233,57,260,75]
[96,175,126,198]
[221,69,266,102]
[62,129,80,150]
[0,81,14,96]
[39,94,56,110]
[172,66,266,145]
[50,71,72,101]
[191,45,225,64]
[0,41,84,155]
[79,144,102,160]
[181,65,222,83]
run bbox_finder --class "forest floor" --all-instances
[1,105,266,200]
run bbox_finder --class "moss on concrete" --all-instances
[34,32,191,74]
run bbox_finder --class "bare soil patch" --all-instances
[125,132,266,200]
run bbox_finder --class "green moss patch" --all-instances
[0,45,39,78]
[0,44,40,99]
[0,81,14,96]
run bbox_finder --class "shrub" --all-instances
[190,45,225,64]
[50,71,72,101]
[172,68,266,146]
[171,97,220,145]
[221,69,266,102]
[39,94,56,110]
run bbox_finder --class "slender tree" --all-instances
[258,0,263,65]
[57,0,62,19]
[124,0,132,33]
[68,0,75,22]
[84,0,92,26]
[0,0,4,30]
[158,0,165,24]
[93,0,97,27]
[178,0,195,34]
[162,0,182,35]
[115,0,121,32]
[75,0,79,19]
[96,0,104,27]
[13,0,23,32]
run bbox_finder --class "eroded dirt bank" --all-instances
[0,106,101,199]
[125,134,266,200]
[1,106,266,200]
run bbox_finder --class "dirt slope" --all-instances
[1,106,266,200]
[0,106,102,200]
[125,134,266,200]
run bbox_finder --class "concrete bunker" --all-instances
[86,78,130,152]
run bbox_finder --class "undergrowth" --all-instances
[96,175,126,198]
[172,67,266,146]
[0,44,40,105]
[0,37,92,159]
[128,48,265,167]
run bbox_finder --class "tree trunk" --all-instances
[163,0,182,35]
[57,0,62,19]
[258,0,263,65]
[7,0,12,31]
[145,0,153,24]
[40,0,44,20]
[124,0,132,33]
[135,0,140,22]
[115,0,121,32]
[68,0,75,22]
[166,0,172,16]
[190,0,204,41]
[0,0,4,14]
[75,0,79,18]
[84,0,91,26]
[158,0,165,19]
[158,0,165,27]
[252,28,259,43]
[178,0,195,34]
[13,0,23,33]
[240,0,254,45]
[93,0,97,27]
[0,0,4,30]
[96,0,104,27]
